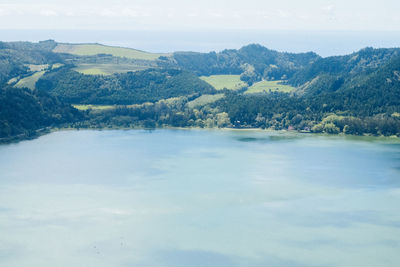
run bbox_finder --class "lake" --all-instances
[0,129,400,267]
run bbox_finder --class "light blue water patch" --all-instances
[0,129,400,267]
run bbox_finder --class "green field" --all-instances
[187,94,224,109]
[52,63,64,69]
[245,80,296,94]
[7,77,19,85]
[14,71,46,90]
[200,75,248,90]
[53,44,169,61]
[73,64,149,75]
[26,64,49,72]
[73,104,116,111]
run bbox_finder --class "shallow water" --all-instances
[0,129,400,267]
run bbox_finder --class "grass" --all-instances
[26,64,49,72]
[52,63,64,69]
[7,77,19,85]
[73,64,149,75]
[245,80,296,94]
[73,95,222,111]
[187,94,224,109]
[73,104,116,111]
[200,75,248,90]
[53,43,169,61]
[14,71,46,90]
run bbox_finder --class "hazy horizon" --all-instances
[1,0,400,31]
[2,0,400,57]
[1,29,400,57]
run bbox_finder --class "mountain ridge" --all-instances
[1,40,400,140]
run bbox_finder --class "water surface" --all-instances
[0,129,400,267]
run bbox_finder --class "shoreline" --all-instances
[1,125,399,145]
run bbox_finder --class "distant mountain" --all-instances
[173,44,320,84]
[290,47,400,96]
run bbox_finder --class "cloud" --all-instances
[121,8,138,17]
[278,9,291,18]
[40,9,58,17]
[99,8,117,17]
[321,4,336,21]
[0,4,25,16]
[97,7,142,17]
[321,5,334,12]
[211,13,224,18]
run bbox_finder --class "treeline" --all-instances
[173,44,319,84]
[74,96,231,129]
[214,90,400,136]
[0,40,61,84]
[1,40,400,140]
[290,47,400,95]
[36,67,216,104]
[73,91,400,137]
[0,86,83,140]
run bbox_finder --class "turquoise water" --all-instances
[0,129,400,267]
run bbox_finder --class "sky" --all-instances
[1,0,400,31]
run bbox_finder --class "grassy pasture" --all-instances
[200,75,248,90]
[245,80,296,94]
[26,64,49,72]
[73,64,148,75]
[73,104,116,111]
[52,63,64,69]
[14,71,46,90]
[53,44,168,61]
[7,77,19,85]
[187,94,224,109]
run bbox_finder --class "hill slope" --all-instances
[53,43,169,60]
[1,40,400,139]
[36,67,215,105]
[173,44,320,84]
[290,47,400,96]
[0,86,82,140]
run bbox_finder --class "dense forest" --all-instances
[0,86,82,141]
[173,44,319,84]
[1,40,400,141]
[36,67,216,104]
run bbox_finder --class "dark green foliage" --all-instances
[37,67,216,105]
[290,47,400,90]
[0,40,62,84]
[215,93,400,135]
[173,50,243,76]
[0,86,83,139]
[1,40,400,140]
[173,44,319,81]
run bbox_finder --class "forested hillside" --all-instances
[1,40,400,141]
[173,44,319,84]
[36,67,215,104]
[0,86,82,140]
[290,47,400,95]
[0,40,61,84]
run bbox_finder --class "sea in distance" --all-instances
[0,129,400,267]
[1,29,400,57]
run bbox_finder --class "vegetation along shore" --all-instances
[1,40,400,143]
